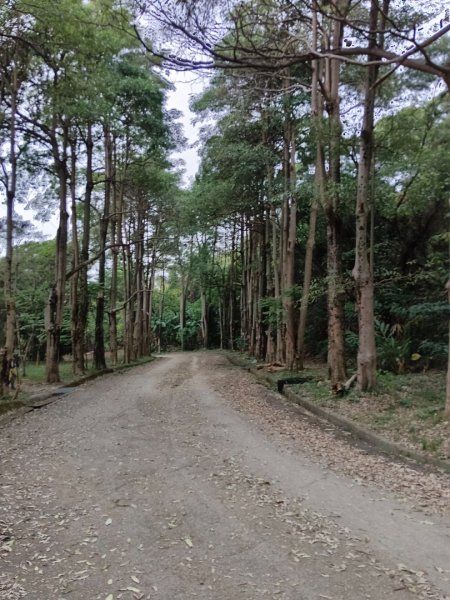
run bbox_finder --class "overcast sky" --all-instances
[166,71,206,187]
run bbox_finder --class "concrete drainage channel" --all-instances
[225,351,450,476]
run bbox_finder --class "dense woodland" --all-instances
[0,1,449,412]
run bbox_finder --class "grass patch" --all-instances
[20,355,155,386]
[376,371,446,423]
[21,362,83,385]
[373,410,396,428]
[0,398,24,416]
[294,379,332,402]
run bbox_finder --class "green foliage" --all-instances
[260,296,283,335]
[375,319,411,374]
[9,240,55,352]
[180,302,202,349]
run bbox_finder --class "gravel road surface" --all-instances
[1,352,450,600]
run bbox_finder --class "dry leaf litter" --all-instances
[0,353,449,600]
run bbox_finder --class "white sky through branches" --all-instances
[2,0,450,241]
[166,71,205,187]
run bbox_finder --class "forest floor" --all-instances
[296,370,449,464]
[1,352,450,600]
[246,359,449,468]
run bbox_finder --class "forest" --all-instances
[0,0,449,412]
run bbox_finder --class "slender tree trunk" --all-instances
[69,136,84,375]
[147,261,156,352]
[143,223,159,354]
[239,218,248,347]
[263,166,275,363]
[179,272,188,351]
[79,123,94,368]
[94,126,112,370]
[228,222,237,350]
[326,67,347,391]
[247,229,256,355]
[326,9,348,389]
[4,62,18,354]
[109,139,118,366]
[352,0,384,390]
[271,207,283,363]
[257,215,267,360]
[141,218,153,357]
[446,278,450,417]
[124,215,135,361]
[282,89,298,370]
[132,198,145,359]
[264,208,275,363]
[122,234,131,363]
[297,15,321,368]
[45,121,69,384]
[158,268,165,352]
[200,287,209,348]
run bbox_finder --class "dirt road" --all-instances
[1,352,450,600]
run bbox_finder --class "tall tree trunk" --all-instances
[109,138,119,365]
[247,229,256,355]
[326,10,347,389]
[146,241,157,353]
[297,13,320,369]
[45,121,69,384]
[256,215,267,360]
[158,267,165,352]
[272,206,283,363]
[264,208,275,364]
[200,287,209,348]
[179,272,188,351]
[352,0,385,390]
[446,278,450,417]
[79,123,94,368]
[69,135,84,375]
[132,198,145,359]
[94,126,112,370]
[4,61,18,354]
[141,219,158,356]
[282,86,298,370]
[239,218,248,347]
[228,222,237,350]
[122,225,132,363]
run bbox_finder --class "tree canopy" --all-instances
[0,0,449,414]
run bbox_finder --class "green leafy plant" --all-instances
[375,319,410,373]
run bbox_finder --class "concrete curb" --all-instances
[225,351,450,475]
[283,387,450,475]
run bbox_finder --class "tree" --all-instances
[136,0,450,84]
[136,0,450,391]
[15,0,117,382]
[0,7,32,358]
